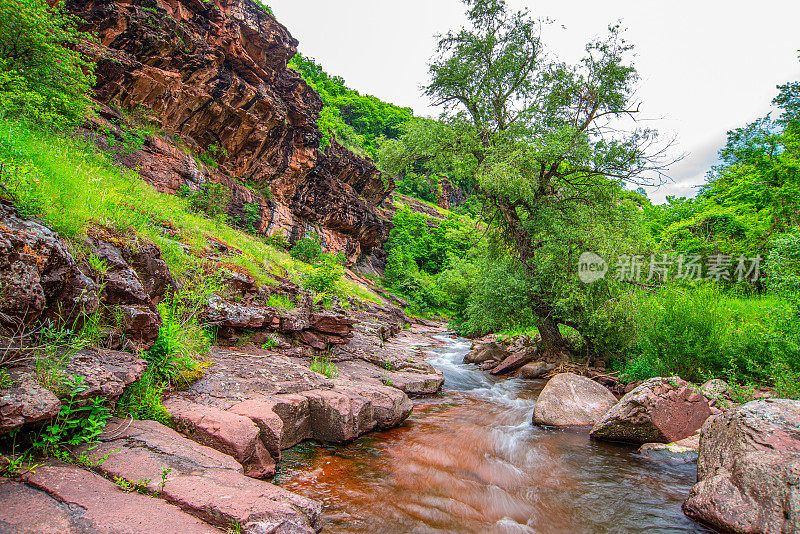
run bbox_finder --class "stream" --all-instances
[276,335,716,533]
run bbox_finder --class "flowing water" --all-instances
[276,335,716,534]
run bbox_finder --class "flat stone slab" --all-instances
[73,418,320,534]
[185,349,333,409]
[335,359,443,396]
[8,463,222,534]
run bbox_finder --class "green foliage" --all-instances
[33,375,111,455]
[383,206,478,316]
[261,338,278,349]
[262,231,291,250]
[237,202,261,234]
[289,53,413,156]
[264,293,296,310]
[310,354,339,378]
[618,286,776,384]
[290,234,323,264]
[115,374,171,426]
[302,254,344,296]
[0,0,95,127]
[0,118,381,306]
[188,182,231,219]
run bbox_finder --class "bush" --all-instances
[290,234,323,264]
[302,254,344,295]
[0,0,95,127]
[618,285,777,385]
[188,182,230,219]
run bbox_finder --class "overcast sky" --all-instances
[267,0,800,204]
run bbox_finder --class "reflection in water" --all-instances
[276,336,715,534]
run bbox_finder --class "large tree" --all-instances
[425,0,666,359]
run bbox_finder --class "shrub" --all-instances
[290,234,323,264]
[619,285,776,384]
[0,0,95,127]
[188,182,230,219]
[302,254,344,295]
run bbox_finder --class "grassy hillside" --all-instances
[0,118,381,304]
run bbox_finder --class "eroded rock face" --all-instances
[532,373,618,427]
[66,0,392,265]
[683,399,800,534]
[0,201,99,332]
[590,377,711,444]
[0,369,61,434]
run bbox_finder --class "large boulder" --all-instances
[463,342,509,364]
[590,377,711,444]
[683,399,800,534]
[532,373,618,427]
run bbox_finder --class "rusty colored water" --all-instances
[276,336,716,534]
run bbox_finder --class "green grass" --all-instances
[0,119,382,303]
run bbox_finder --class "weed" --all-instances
[310,354,338,378]
[188,182,230,219]
[226,519,244,534]
[159,467,172,496]
[0,368,16,389]
[290,234,323,264]
[33,376,111,455]
[261,338,278,349]
[264,293,295,310]
[262,232,290,250]
[113,476,151,494]
[302,255,344,296]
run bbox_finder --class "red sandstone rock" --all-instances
[164,397,276,478]
[301,389,375,442]
[0,369,60,434]
[73,418,321,533]
[65,0,392,265]
[683,399,800,534]
[591,377,711,444]
[11,463,221,534]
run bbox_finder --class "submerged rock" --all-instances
[532,373,618,427]
[683,399,800,534]
[590,377,711,444]
[638,442,698,464]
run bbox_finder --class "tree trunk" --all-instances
[536,316,570,362]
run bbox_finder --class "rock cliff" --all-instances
[64,0,392,264]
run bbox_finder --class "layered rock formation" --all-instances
[65,0,393,265]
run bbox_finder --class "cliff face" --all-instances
[66,0,392,263]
